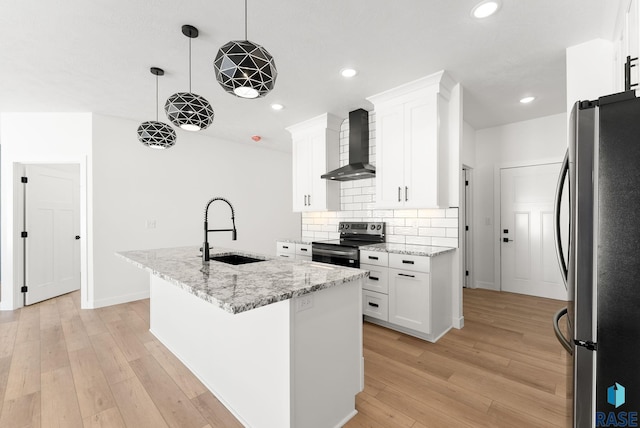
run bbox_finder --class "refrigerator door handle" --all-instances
[553,307,573,355]
[554,150,570,287]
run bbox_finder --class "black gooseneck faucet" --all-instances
[203,197,237,262]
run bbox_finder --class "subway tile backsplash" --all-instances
[301,112,459,248]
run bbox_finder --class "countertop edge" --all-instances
[116,248,367,315]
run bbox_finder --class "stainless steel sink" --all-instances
[209,254,265,265]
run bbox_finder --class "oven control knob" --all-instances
[345,224,350,229]
[370,225,375,230]
[377,225,382,230]
[339,224,344,229]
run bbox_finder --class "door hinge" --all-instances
[21,231,28,238]
[465,180,469,186]
[21,176,28,183]
[465,225,469,231]
[574,339,597,351]
[466,270,469,276]
[21,286,28,293]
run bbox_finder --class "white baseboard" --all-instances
[453,316,464,329]
[475,281,499,291]
[89,289,150,308]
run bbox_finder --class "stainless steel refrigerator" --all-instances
[554,90,640,427]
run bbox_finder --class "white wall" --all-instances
[1,112,300,310]
[566,39,615,112]
[461,121,476,168]
[91,114,300,308]
[473,113,567,291]
[0,113,92,309]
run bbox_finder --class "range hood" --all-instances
[321,109,375,181]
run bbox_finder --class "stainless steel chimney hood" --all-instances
[321,109,375,181]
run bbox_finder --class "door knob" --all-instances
[75,235,81,240]
[503,238,513,243]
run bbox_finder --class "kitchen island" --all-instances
[117,246,367,428]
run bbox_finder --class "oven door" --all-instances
[312,243,359,268]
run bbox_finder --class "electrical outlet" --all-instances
[296,294,314,312]
[146,220,157,229]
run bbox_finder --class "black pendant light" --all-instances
[214,0,277,99]
[137,67,177,149]
[165,25,214,131]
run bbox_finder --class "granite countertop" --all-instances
[277,238,313,245]
[359,243,456,257]
[117,246,367,315]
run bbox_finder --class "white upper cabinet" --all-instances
[367,71,455,209]
[287,113,341,212]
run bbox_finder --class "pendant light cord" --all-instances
[188,36,192,93]
[155,73,159,121]
[244,0,248,40]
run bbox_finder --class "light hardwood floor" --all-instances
[0,288,570,427]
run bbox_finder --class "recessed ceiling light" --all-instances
[340,68,358,78]
[520,96,536,104]
[271,103,284,111]
[471,0,501,19]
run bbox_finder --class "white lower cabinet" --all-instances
[388,268,430,333]
[363,290,388,321]
[276,241,312,261]
[360,250,453,342]
[295,243,312,261]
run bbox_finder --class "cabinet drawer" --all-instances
[360,264,389,294]
[363,290,388,321]
[276,253,294,259]
[389,253,430,272]
[360,251,388,267]
[276,242,295,254]
[297,254,312,262]
[296,243,312,256]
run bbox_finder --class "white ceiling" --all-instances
[0,0,622,152]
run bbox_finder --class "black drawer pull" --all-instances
[402,260,414,264]
[300,248,308,252]
[279,254,289,257]
[368,256,379,260]
[368,302,379,308]
[398,273,415,278]
[282,245,289,249]
[369,276,379,281]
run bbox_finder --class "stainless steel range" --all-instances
[312,221,385,268]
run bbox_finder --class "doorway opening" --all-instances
[499,162,567,300]
[461,166,473,289]
[17,163,81,306]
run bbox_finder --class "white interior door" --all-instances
[500,163,567,300]
[24,164,80,305]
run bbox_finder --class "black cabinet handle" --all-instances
[369,276,379,281]
[300,248,308,252]
[402,260,414,264]
[398,273,415,278]
[283,245,289,249]
[75,235,81,240]
[368,302,379,308]
[368,256,379,260]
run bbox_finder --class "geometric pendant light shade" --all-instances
[214,40,277,98]
[214,0,277,99]
[165,25,214,131]
[137,67,177,149]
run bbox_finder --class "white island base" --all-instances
[149,275,364,428]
